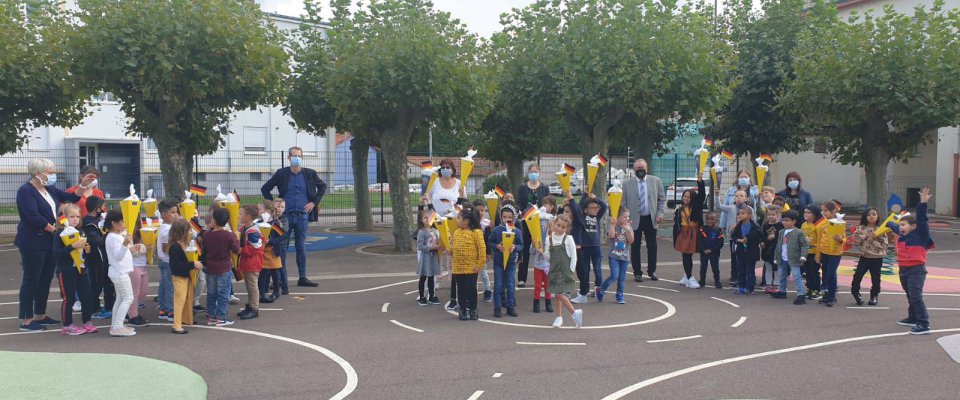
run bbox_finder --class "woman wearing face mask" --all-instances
[777,171,814,212]
[14,159,94,331]
[422,159,465,218]
[66,165,104,219]
[516,164,550,288]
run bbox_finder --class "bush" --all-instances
[482,174,509,194]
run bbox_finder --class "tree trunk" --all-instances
[578,109,623,195]
[505,157,524,198]
[380,130,414,252]
[633,131,655,168]
[152,131,194,200]
[863,139,892,212]
[351,134,374,232]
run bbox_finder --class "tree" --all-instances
[323,0,492,251]
[0,0,86,153]
[70,0,288,196]
[782,1,960,210]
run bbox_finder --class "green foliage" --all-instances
[286,2,337,136]
[0,0,86,153]
[482,174,509,194]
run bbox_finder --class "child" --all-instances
[472,200,494,303]
[530,196,558,312]
[168,219,202,334]
[156,199,180,322]
[817,201,846,307]
[772,196,790,212]
[237,205,265,320]
[55,204,96,335]
[274,198,291,295]
[717,190,756,287]
[889,188,935,335]
[577,194,607,300]
[543,215,582,328]
[598,208,633,303]
[674,178,705,288]
[756,186,778,221]
[697,212,724,289]
[103,210,136,337]
[850,207,891,306]
[202,208,240,326]
[416,209,442,306]
[127,219,149,327]
[731,207,762,295]
[489,204,523,318]
[771,210,809,304]
[449,206,485,321]
[81,196,113,320]
[760,205,784,293]
[801,205,824,300]
[193,204,220,313]
[258,201,284,303]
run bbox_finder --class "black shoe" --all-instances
[715,280,722,289]
[35,316,61,326]
[281,287,290,295]
[793,296,807,305]
[506,307,518,317]
[852,292,864,306]
[237,305,250,317]
[260,296,275,304]
[469,308,479,320]
[428,297,441,305]
[239,308,259,320]
[771,292,788,299]
[446,300,458,310]
[458,308,469,321]
[298,278,319,287]
[494,307,502,318]
[417,297,428,306]
[482,290,492,303]
[634,274,643,282]
[193,305,206,313]
[825,298,837,307]
[544,299,554,313]
[649,272,658,281]
[532,299,541,313]
[171,328,188,334]
[868,296,878,306]
[128,316,148,327]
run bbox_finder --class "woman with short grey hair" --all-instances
[15,158,93,331]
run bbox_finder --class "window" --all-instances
[79,145,97,168]
[813,137,828,154]
[244,127,268,153]
[249,172,262,181]
[145,138,157,151]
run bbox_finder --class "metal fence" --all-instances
[0,147,748,233]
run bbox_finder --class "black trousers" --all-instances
[88,260,115,311]
[518,220,532,284]
[418,275,435,299]
[258,269,281,297]
[682,253,694,278]
[58,267,94,326]
[851,257,882,297]
[630,215,658,276]
[803,256,821,292]
[454,274,478,311]
[699,252,721,285]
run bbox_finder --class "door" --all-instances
[96,144,141,201]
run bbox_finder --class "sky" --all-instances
[256,0,538,38]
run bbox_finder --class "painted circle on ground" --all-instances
[753,263,960,293]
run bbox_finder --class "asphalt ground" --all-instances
[0,222,959,400]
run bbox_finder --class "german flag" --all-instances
[506,221,515,232]
[703,138,714,147]
[421,160,432,170]
[58,214,67,226]
[563,163,576,174]
[141,217,160,227]
[188,217,202,233]
[521,205,537,220]
[189,184,207,196]
[814,216,826,226]
[759,153,773,162]
[271,223,285,237]
[721,150,735,160]
[832,199,843,211]
[596,153,608,167]
[494,185,506,198]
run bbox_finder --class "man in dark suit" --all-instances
[620,159,665,282]
[261,147,328,288]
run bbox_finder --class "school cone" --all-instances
[698,150,709,179]
[501,231,515,268]
[607,186,623,220]
[484,192,499,223]
[59,227,84,274]
[556,171,571,194]
[425,171,440,196]
[434,218,451,251]
[142,198,157,218]
[180,198,197,221]
[523,207,541,251]
[444,215,458,235]
[120,185,141,235]
[140,227,158,265]
[218,198,240,232]
[460,147,477,186]
[185,243,199,285]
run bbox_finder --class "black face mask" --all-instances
[635,169,647,179]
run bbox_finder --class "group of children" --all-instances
[53,196,293,336]
[417,182,936,335]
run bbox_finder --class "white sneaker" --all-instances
[109,327,136,337]
[687,277,700,289]
[571,294,588,304]
[552,316,563,328]
[229,295,240,305]
[572,309,583,328]
[72,301,81,312]
[678,276,689,286]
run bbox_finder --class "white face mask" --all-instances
[89,178,98,188]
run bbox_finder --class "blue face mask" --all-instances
[788,180,800,190]
[738,177,749,187]
[440,168,453,178]
[528,172,539,182]
[41,173,57,186]
[290,156,302,167]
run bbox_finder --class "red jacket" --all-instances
[238,225,264,273]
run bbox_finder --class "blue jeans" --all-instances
[205,272,233,319]
[778,259,805,296]
[820,254,841,300]
[578,246,602,295]
[157,260,174,313]
[18,249,56,320]
[899,265,929,327]
[285,212,309,280]
[493,262,517,308]
[601,257,629,295]
[736,252,756,291]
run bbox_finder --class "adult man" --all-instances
[261,147,328,288]
[620,159,665,282]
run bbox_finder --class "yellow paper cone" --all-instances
[140,227,158,265]
[874,212,903,237]
[257,223,272,239]
[185,245,199,285]
[445,215,458,234]
[556,172,571,194]
[756,167,767,189]
[434,218,451,251]
[179,200,197,221]
[484,193,499,223]
[120,199,141,234]
[142,198,157,217]
[460,158,474,187]
[501,231,515,268]
[524,212,541,251]
[607,187,623,220]
[586,164,599,195]
[425,172,440,196]
[711,168,719,190]
[59,228,84,274]
[218,200,240,232]
[698,151,709,177]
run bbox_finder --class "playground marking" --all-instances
[646,335,702,344]
[637,285,679,293]
[731,316,747,328]
[516,342,587,346]
[382,303,390,313]
[710,297,740,308]
[466,390,484,400]
[390,320,424,333]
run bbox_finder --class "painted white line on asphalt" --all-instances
[466,390,484,400]
[492,373,502,378]
[0,316,17,320]
[404,290,418,296]
[382,303,390,313]
[0,323,359,400]
[258,308,283,311]
[710,297,740,308]
[603,327,960,400]
[390,319,424,333]
[637,285,679,293]
[0,249,19,253]
[845,306,890,310]
[937,334,960,364]
[731,316,747,328]
[930,308,960,311]
[516,342,587,346]
[646,335,702,344]
[289,279,418,295]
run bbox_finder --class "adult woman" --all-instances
[777,171,814,212]
[423,159,465,217]
[15,159,93,331]
[719,170,758,286]
[516,163,550,288]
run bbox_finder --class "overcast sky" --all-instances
[256,0,538,38]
